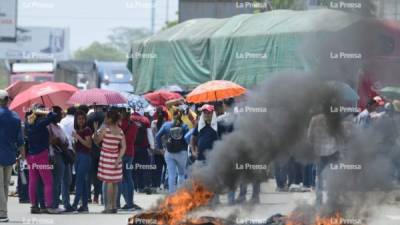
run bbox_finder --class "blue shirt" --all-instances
[0,107,24,166]
[156,121,189,151]
[192,124,221,161]
[25,112,57,155]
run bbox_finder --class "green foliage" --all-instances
[107,27,151,54]
[162,20,179,30]
[74,42,126,61]
[271,0,296,9]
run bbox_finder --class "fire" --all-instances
[129,182,216,225]
[285,212,343,225]
[157,182,214,225]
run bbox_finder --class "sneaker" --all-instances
[120,205,133,210]
[39,208,47,214]
[0,217,9,222]
[46,208,61,214]
[111,209,118,214]
[77,206,89,213]
[132,204,142,210]
[63,207,75,213]
[30,206,41,214]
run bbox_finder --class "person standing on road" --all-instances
[48,106,69,212]
[25,104,59,214]
[156,108,189,194]
[94,109,126,213]
[117,109,141,210]
[59,106,75,211]
[71,110,93,213]
[308,102,344,205]
[0,90,25,222]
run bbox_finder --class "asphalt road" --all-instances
[5,177,400,225]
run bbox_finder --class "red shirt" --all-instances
[75,127,93,154]
[120,118,138,157]
[130,113,150,148]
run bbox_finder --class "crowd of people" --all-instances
[0,89,237,221]
[1,86,400,222]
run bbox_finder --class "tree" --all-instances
[74,42,125,61]
[107,27,151,54]
[272,0,308,10]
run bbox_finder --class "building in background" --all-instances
[179,0,271,22]
[376,0,400,20]
[0,26,70,60]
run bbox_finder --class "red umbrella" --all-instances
[144,90,182,106]
[10,82,78,118]
[67,88,126,106]
[6,81,40,99]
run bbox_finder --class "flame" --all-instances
[156,181,215,225]
[285,213,343,225]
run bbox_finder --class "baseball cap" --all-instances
[0,90,8,101]
[201,104,214,112]
[373,96,385,106]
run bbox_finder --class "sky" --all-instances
[17,0,179,51]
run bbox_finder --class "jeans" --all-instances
[164,151,187,193]
[133,147,151,191]
[18,164,29,202]
[274,161,288,189]
[27,150,53,208]
[152,154,165,188]
[238,182,261,202]
[89,154,101,201]
[62,163,72,209]
[302,164,315,188]
[117,156,134,208]
[288,157,302,186]
[316,152,339,205]
[0,166,12,217]
[72,152,91,208]
[52,153,65,209]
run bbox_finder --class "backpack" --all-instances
[166,124,187,153]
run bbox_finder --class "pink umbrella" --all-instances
[9,82,78,118]
[6,81,40,99]
[67,88,127,106]
[144,90,182,106]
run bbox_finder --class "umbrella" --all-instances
[327,81,359,102]
[67,88,126,106]
[159,85,185,93]
[186,80,246,103]
[380,86,400,99]
[6,81,40,99]
[9,82,78,118]
[144,90,182,106]
[115,92,149,112]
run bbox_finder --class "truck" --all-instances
[54,60,134,92]
[6,59,55,85]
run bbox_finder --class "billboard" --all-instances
[0,0,17,42]
[0,26,70,60]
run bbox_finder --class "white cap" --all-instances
[0,90,8,100]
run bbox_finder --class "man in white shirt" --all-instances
[60,107,76,149]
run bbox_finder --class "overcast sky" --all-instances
[17,0,179,51]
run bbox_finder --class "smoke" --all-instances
[190,1,400,222]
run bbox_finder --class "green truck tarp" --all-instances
[128,9,361,94]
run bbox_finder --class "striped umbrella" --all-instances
[67,88,126,106]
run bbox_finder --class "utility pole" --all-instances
[166,0,170,23]
[151,0,156,34]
